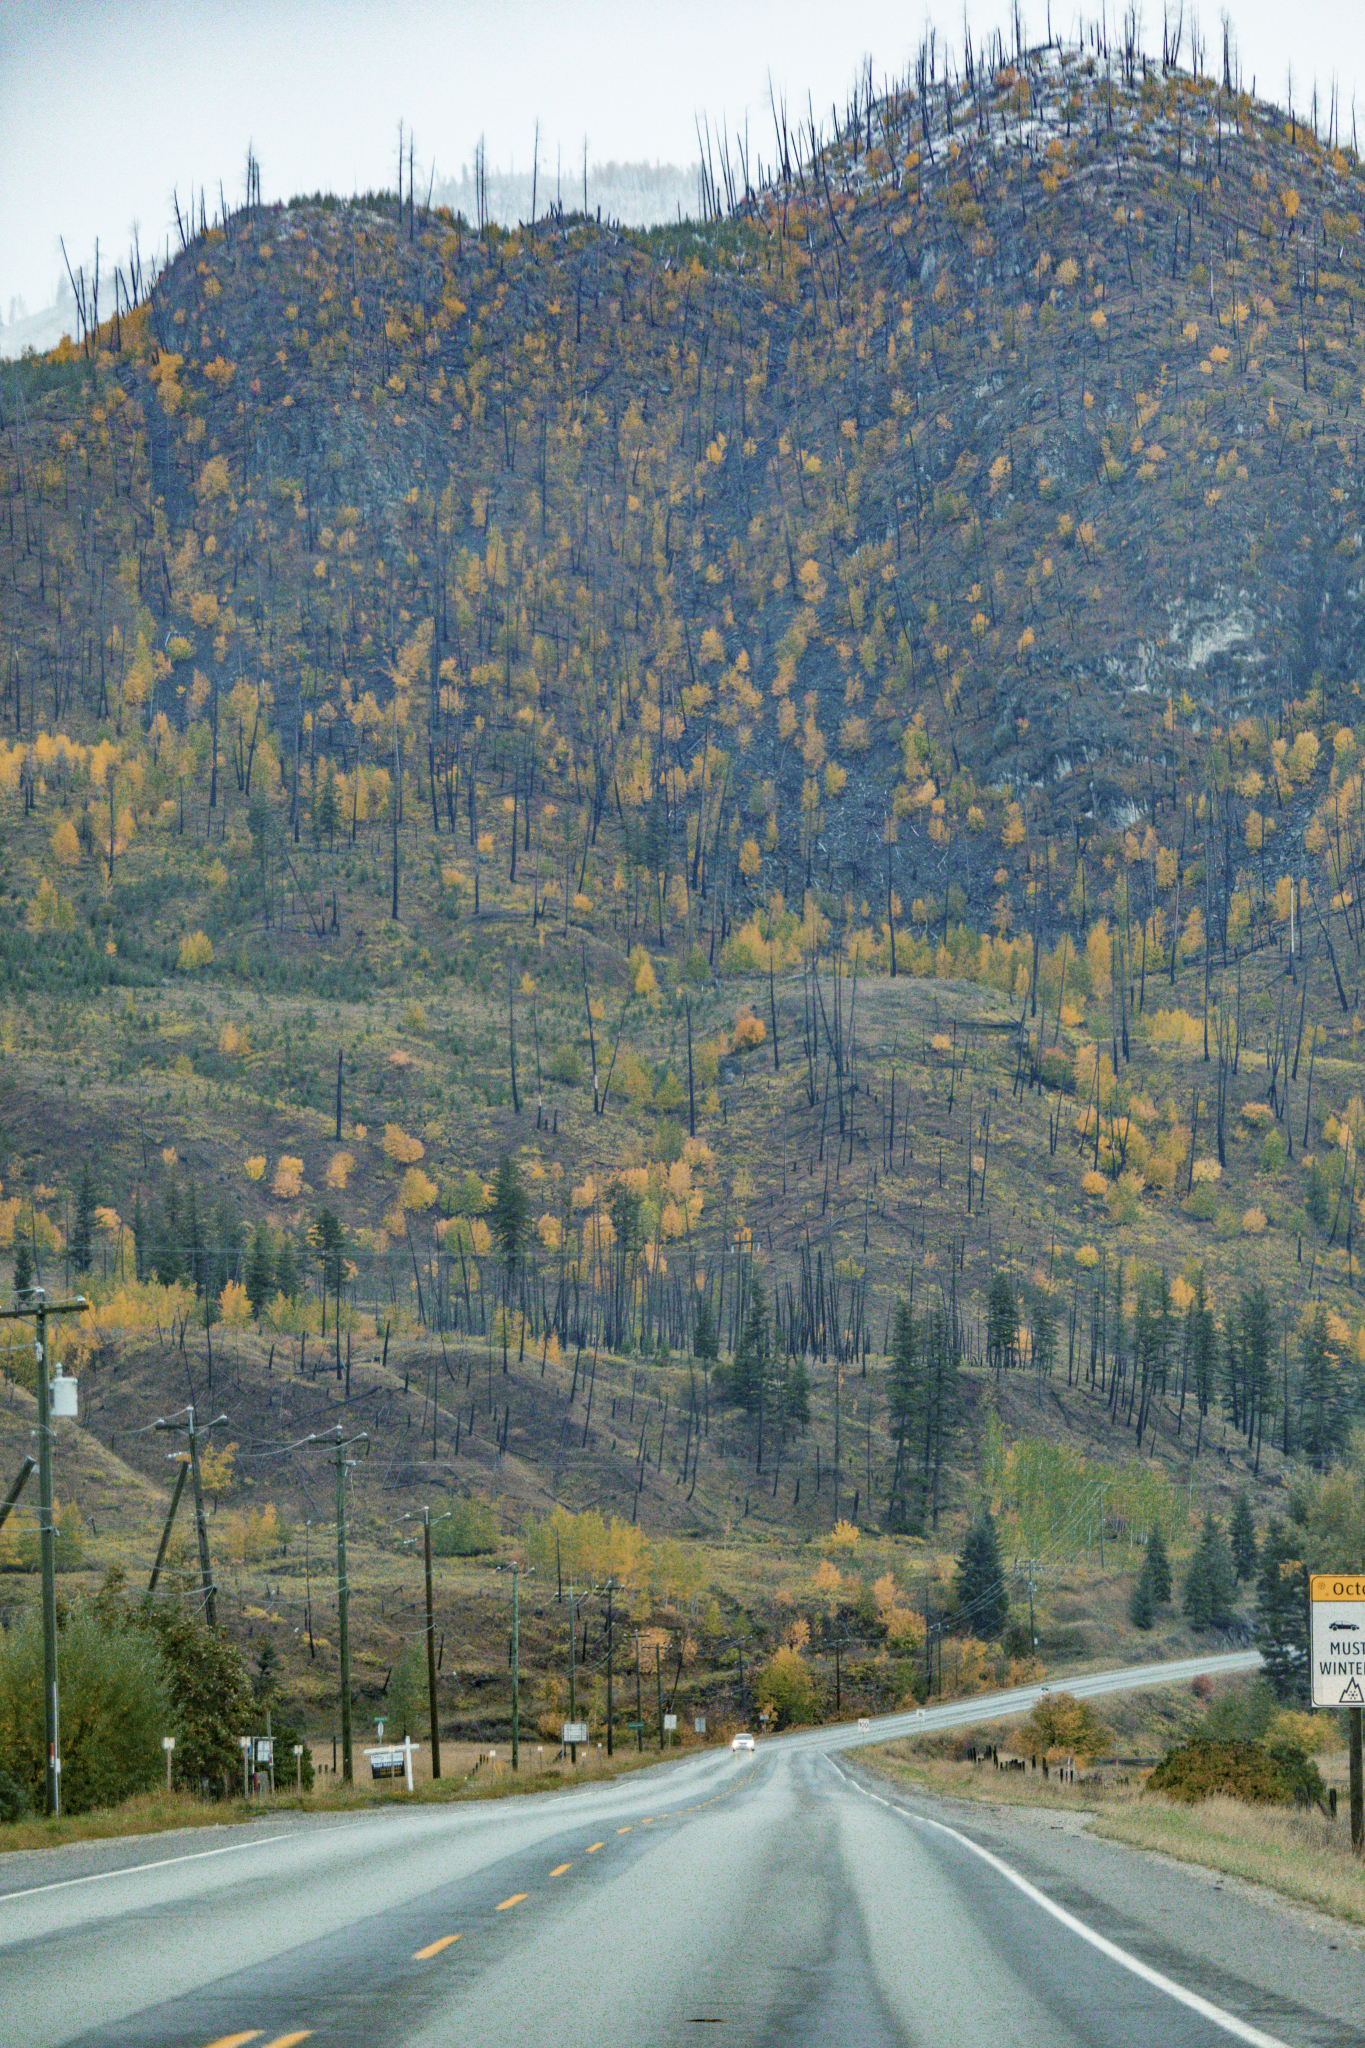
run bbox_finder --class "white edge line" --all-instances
[0,1830,292,1902]
[830,1762,1292,2048]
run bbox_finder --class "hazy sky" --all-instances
[2,0,1363,319]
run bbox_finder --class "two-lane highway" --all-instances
[3,1648,1362,2048]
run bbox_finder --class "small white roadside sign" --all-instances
[1310,1575,1365,1708]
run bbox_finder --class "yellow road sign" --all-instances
[1311,1575,1365,1602]
[1310,1575,1365,1708]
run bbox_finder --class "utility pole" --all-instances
[510,1562,534,1770]
[605,1579,615,1756]
[147,1461,189,1593]
[0,1289,90,1818]
[568,1581,576,1725]
[306,1428,368,1782]
[656,1641,664,1750]
[423,1507,441,1780]
[303,1519,315,1656]
[154,1405,228,1626]
[635,1629,643,1752]
[0,1456,36,1532]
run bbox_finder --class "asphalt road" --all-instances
[4,1646,1362,2048]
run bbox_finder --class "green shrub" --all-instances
[445,1170,488,1217]
[0,1605,169,1815]
[385,1646,430,1740]
[1146,1736,1325,1809]
[0,1767,32,1823]
[1306,1158,1334,1230]
[268,1713,314,1792]
[432,1496,499,1555]
[16,1500,84,1573]
[1204,1676,1276,1742]
[1038,1047,1074,1092]
[546,1044,583,1085]
[1183,1184,1218,1221]
[1260,1132,1286,1174]
[141,1599,254,1795]
[756,1647,816,1728]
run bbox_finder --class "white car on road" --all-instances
[731,1731,755,1752]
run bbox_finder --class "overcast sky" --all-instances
[3,0,1363,321]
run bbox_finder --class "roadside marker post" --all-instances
[1308,1574,1365,1852]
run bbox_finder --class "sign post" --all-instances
[1309,1574,1365,1853]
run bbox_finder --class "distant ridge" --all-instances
[432,157,701,229]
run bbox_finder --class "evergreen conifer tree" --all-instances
[955,1510,1009,1639]
[1298,1305,1344,1472]
[70,1162,95,1274]
[1254,1519,1309,1704]
[1230,1491,1258,1582]
[490,1154,528,1296]
[245,1223,275,1320]
[693,1290,719,1363]
[1129,1555,1156,1629]
[274,1233,299,1302]
[986,1272,1017,1371]
[1183,1512,1236,1629]
[1146,1525,1172,1604]
[13,1235,34,1299]
[727,1276,769,1414]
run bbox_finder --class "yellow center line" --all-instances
[586,1841,605,1853]
[202,2035,261,2048]
[413,1934,461,1960]
[261,2035,312,2048]
[616,1825,632,1834]
[550,1862,572,1876]
[496,1892,528,1911]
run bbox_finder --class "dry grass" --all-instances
[865,1743,1365,1928]
[1091,1791,1365,1927]
[0,1739,679,1855]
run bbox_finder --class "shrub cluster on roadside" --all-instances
[1146,1737,1326,1810]
[0,1570,254,1817]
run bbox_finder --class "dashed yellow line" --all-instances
[261,2035,311,2048]
[413,1934,461,1960]
[586,1841,605,1853]
[496,1892,528,1911]
[616,1825,632,1834]
[550,1862,572,1876]
[202,2036,261,2048]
